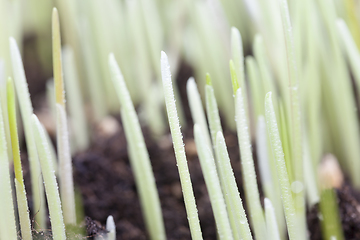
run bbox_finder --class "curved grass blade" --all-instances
[7,77,32,240]
[32,114,66,240]
[9,37,46,230]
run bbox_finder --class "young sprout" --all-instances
[205,74,222,145]
[231,27,248,120]
[264,198,281,240]
[206,74,252,240]
[109,53,165,240]
[265,92,299,240]
[7,78,32,240]
[187,77,211,149]
[232,63,266,239]
[256,116,285,238]
[0,78,17,240]
[9,37,46,230]
[161,51,203,240]
[194,124,233,240]
[62,46,89,152]
[32,115,66,240]
[215,131,253,240]
[318,154,344,240]
[52,8,76,225]
[106,215,116,240]
[278,0,306,236]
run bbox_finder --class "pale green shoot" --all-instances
[318,155,344,240]
[235,87,267,239]
[264,198,281,240]
[256,116,285,238]
[246,56,263,118]
[78,17,107,120]
[205,73,252,240]
[161,51,203,240]
[194,124,233,240]
[231,27,248,119]
[253,34,279,121]
[106,215,116,240]
[109,53,165,240]
[0,79,17,240]
[187,77,211,149]
[318,0,360,188]
[7,78,32,240]
[9,37,46,230]
[205,73,222,146]
[56,104,76,224]
[302,130,319,207]
[265,92,299,240]
[278,0,305,236]
[52,8,76,225]
[215,131,253,240]
[62,46,89,152]
[32,115,66,240]
[0,60,12,160]
[143,82,166,138]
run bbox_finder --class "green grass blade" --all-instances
[109,53,165,240]
[231,27,248,118]
[56,104,76,225]
[9,37,46,230]
[265,92,299,240]
[256,116,285,239]
[161,51,203,240]
[235,88,266,240]
[187,77,211,149]
[265,198,281,240]
[194,124,233,240]
[215,131,253,240]
[0,79,17,240]
[62,46,89,152]
[52,8,77,225]
[278,0,306,236]
[7,77,32,240]
[318,155,344,240]
[32,114,66,240]
[205,73,223,146]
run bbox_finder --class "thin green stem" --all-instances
[9,37,46,230]
[265,198,281,240]
[7,78,32,240]
[32,115,66,240]
[215,131,253,240]
[235,88,266,240]
[265,92,299,240]
[109,53,165,240]
[52,8,76,225]
[0,79,17,240]
[194,124,233,240]
[161,51,203,240]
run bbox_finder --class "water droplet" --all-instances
[291,181,303,194]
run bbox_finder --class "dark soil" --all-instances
[307,184,360,240]
[73,121,249,240]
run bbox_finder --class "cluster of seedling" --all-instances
[1,0,360,239]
